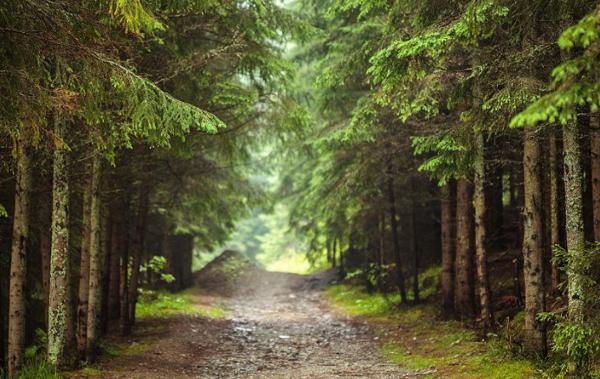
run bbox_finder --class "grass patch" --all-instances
[326,284,401,317]
[136,288,226,319]
[382,342,438,370]
[10,360,62,379]
[326,283,540,378]
[63,367,102,379]
[98,339,153,357]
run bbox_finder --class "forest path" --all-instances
[95,269,423,378]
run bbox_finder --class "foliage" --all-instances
[511,6,600,128]
[140,256,175,284]
[538,243,600,376]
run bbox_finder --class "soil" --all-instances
[94,268,429,378]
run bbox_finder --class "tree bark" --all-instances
[455,178,475,320]
[591,114,600,241]
[409,179,419,303]
[474,134,493,330]
[440,182,455,317]
[124,190,149,335]
[107,205,122,320]
[76,165,92,359]
[522,126,547,353]
[549,127,562,291]
[387,176,407,303]
[7,127,32,378]
[332,238,337,268]
[563,119,586,323]
[119,226,130,336]
[47,117,73,368]
[40,210,51,327]
[162,223,174,290]
[86,155,102,362]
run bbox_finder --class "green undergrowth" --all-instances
[4,360,62,379]
[326,283,539,378]
[136,288,226,319]
[99,338,154,357]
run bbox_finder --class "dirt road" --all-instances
[96,270,423,378]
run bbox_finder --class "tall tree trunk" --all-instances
[455,178,475,320]
[86,155,102,362]
[549,127,562,291]
[119,227,130,335]
[179,234,194,289]
[107,205,122,321]
[47,117,73,368]
[37,162,53,328]
[7,127,32,378]
[474,134,493,330]
[388,176,407,303]
[522,127,547,353]
[409,179,419,303]
[332,238,337,268]
[40,212,51,327]
[377,213,385,291]
[162,223,174,291]
[591,114,600,241]
[563,119,586,323]
[440,182,455,317]
[76,167,92,359]
[339,236,346,278]
[99,205,111,335]
[125,190,149,335]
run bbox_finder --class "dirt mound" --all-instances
[194,250,260,296]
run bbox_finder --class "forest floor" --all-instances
[67,260,539,378]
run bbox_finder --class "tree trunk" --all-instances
[474,134,493,330]
[119,228,130,335]
[388,176,407,303]
[563,120,586,323]
[86,155,102,362]
[99,205,111,335]
[7,127,32,378]
[40,212,51,327]
[522,126,547,353]
[455,178,475,320]
[377,213,384,291]
[162,223,174,290]
[591,114,600,241]
[108,206,122,321]
[180,234,194,289]
[409,180,419,303]
[440,182,455,317]
[35,164,53,329]
[332,238,337,268]
[549,127,562,291]
[339,237,346,278]
[125,190,149,335]
[76,166,92,359]
[47,117,73,368]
